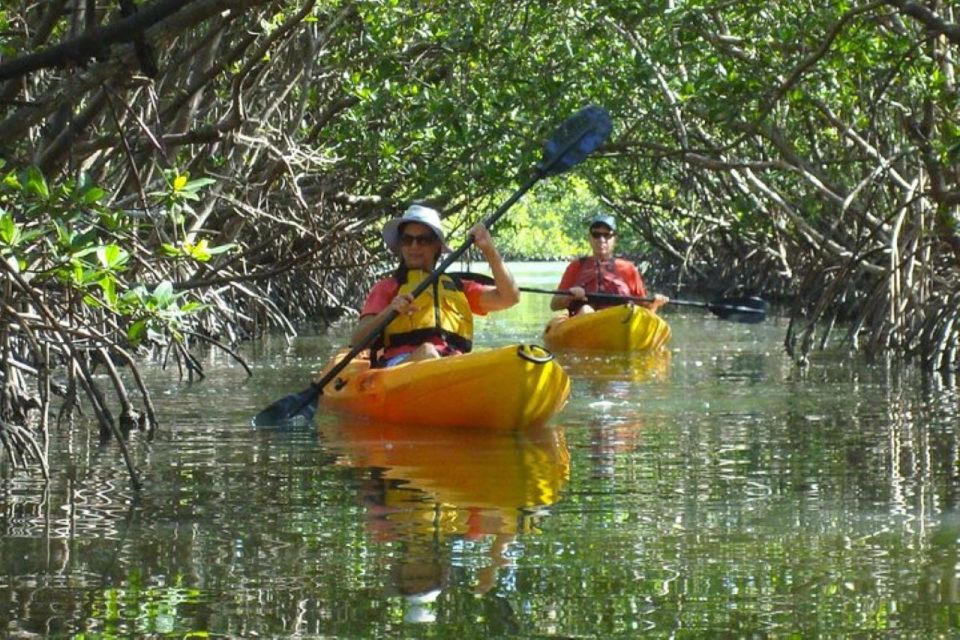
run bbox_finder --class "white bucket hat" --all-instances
[382,204,452,255]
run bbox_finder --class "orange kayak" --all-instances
[543,304,671,352]
[316,344,570,430]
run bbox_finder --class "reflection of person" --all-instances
[355,475,448,623]
[359,474,509,624]
[393,545,447,624]
[550,213,669,315]
[351,205,519,366]
[324,421,569,624]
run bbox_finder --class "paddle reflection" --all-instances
[319,420,570,620]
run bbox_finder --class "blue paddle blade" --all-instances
[537,105,613,177]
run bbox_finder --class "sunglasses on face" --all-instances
[590,230,614,239]
[400,232,438,247]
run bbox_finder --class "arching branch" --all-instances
[885,0,960,45]
[0,0,190,82]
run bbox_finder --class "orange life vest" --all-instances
[568,258,632,312]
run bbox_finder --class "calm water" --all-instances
[2,262,959,638]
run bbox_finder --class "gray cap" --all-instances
[589,213,617,232]
[382,205,452,255]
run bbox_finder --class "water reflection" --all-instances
[561,349,671,387]
[318,420,569,622]
[4,262,960,637]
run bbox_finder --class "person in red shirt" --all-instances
[550,213,669,315]
[352,205,519,366]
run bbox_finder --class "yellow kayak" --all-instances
[543,304,671,352]
[317,344,570,430]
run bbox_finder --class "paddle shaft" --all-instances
[521,286,659,305]
[521,286,764,314]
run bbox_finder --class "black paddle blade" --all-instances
[250,383,319,428]
[707,296,769,324]
[537,105,613,177]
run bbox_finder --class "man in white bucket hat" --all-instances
[352,204,518,366]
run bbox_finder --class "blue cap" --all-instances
[589,213,617,232]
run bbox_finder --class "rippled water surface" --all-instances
[2,262,958,638]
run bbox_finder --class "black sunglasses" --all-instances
[400,232,438,247]
[590,230,614,239]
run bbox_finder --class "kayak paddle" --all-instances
[450,272,768,324]
[525,286,767,323]
[251,105,613,427]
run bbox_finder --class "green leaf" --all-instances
[82,293,102,308]
[180,301,208,313]
[185,239,211,261]
[153,281,175,307]
[99,276,118,307]
[0,211,19,245]
[97,244,129,270]
[127,319,148,345]
[81,186,106,204]
[120,285,148,306]
[159,243,182,257]
[54,220,73,247]
[182,177,216,193]
[205,242,236,255]
[3,171,21,190]
[23,166,49,199]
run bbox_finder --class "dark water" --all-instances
[2,263,958,638]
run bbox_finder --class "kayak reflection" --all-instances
[319,420,570,620]
[321,420,570,535]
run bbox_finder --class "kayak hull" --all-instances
[317,344,570,430]
[543,304,671,352]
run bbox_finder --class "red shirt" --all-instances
[360,276,490,359]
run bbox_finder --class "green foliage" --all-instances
[313,0,641,210]
[0,165,223,348]
[479,178,597,260]
[160,239,235,262]
[150,170,218,236]
[2,0,957,368]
